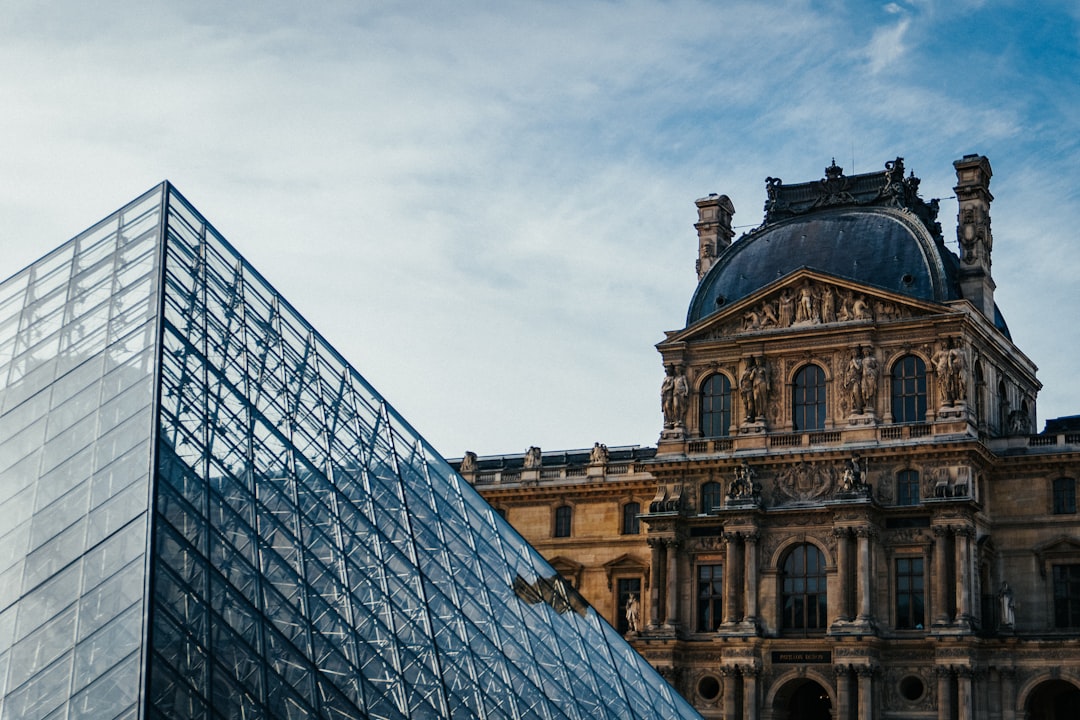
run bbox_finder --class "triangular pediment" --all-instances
[603,553,651,589]
[667,268,952,345]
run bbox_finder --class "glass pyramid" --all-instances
[0,184,700,720]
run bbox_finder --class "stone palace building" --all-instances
[455,155,1080,720]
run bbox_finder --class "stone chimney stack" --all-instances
[953,154,996,320]
[695,193,735,281]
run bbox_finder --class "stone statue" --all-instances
[860,346,879,411]
[948,342,967,403]
[852,294,872,321]
[845,349,865,413]
[838,454,868,494]
[625,593,640,633]
[796,281,817,324]
[999,582,1015,627]
[524,446,542,469]
[820,284,837,323]
[933,338,966,406]
[741,357,769,421]
[778,289,795,327]
[661,369,676,428]
[838,290,854,321]
[460,451,477,473]
[672,370,689,426]
[751,358,769,421]
[728,460,757,499]
[589,442,609,465]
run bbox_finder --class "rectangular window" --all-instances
[895,557,925,630]
[616,577,642,634]
[1054,564,1080,628]
[1053,478,1077,514]
[622,502,641,535]
[554,506,572,538]
[696,564,723,632]
[897,470,920,506]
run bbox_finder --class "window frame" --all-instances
[894,556,926,630]
[890,354,927,424]
[792,364,827,431]
[780,543,828,632]
[696,563,724,632]
[553,505,572,538]
[897,469,920,506]
[621,501,641,535]
[701,373,733,438]
[701,481,723,513]
[1053,564,1080,628]
[1053,478,1077,515]
[615,576,643,634]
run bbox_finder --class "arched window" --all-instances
[554,506,572,537]
[622,502,641,534]
[781,544,827,631]
[1054,478,1077,515]
[701,374,732,437]
[891,355,927,424]
[701,482,723,513]
[897,469,920,506]
[792,365,826,431]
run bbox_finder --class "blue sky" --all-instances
[2,1,1078,456]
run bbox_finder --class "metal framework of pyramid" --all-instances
[0,184,700,720]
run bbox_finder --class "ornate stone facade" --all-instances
[455,156,1080,719]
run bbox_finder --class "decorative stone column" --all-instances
[743,666,759,720]
[721,666,740,720]
[647,538,665,628]
[933,526,952,626]
[855,527,874,625]
[955,527,974,629]
[856,665,875,720]
[956,667,973,720]
[744,531,760,625]
[664,539,681,629]
[833,665,853,720]
[834,527,853,622]
[936,667,953,720]
[723,532,741,624]
[999,668,1016,720]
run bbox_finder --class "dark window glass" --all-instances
[1054,478,1077,514]
[554,506,572,537]
[1054,565,1080,628]
[897,470,920,506]
[701,482,723,513]
[616,577,642,634]
[701,374,732,438]
[622,502,641,535]
[697,565,723,632]
[792,365,826,431]
[891,355,927,423]
[781,544,827,631]
[895,557,925,629]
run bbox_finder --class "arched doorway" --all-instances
[1026,679,1080,720]
[774,679,832,720]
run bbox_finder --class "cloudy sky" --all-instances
[2,1,1078,458]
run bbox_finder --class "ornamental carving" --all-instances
[931,338,968,406]
[708,279,913,340]
[774,461,839,504]
[884,666,935,711]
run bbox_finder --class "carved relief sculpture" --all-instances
[661,366,690,430]
[932,338,967,406]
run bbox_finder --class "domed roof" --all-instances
[687,159,1010,336]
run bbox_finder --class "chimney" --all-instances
[953,154,996,320]
[694,194,735,281]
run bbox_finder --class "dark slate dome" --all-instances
[687,159,1010,337]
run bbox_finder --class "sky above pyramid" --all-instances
[0,185,701,719]
[1,2,1078,456]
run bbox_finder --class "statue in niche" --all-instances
[860,346,879,411]
[460,451,478,473]
[820,284,837,323]
[844,348,865,413]
[740,356,770,422]
[932,338,966,406]
[625,593,640,633]
[524,446,542,469]
[589,442,609,465]
[948,342,967,403]
[778,289,795,327]
[998,582,1016,627]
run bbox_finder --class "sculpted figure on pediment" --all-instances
[795,280,818,324]
[778,289,795,327]
[820,284,837,323]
